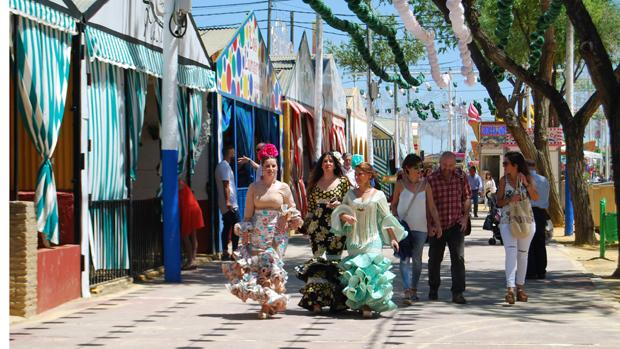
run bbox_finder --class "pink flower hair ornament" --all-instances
[257,143,279,162]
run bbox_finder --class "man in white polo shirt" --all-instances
[215,145,239,260]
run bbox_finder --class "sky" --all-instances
[192,0,517,154]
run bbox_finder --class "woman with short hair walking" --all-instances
[391,154,442,304]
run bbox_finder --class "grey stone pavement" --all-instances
[10,218,620,349]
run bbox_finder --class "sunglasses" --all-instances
[502,161,510,167]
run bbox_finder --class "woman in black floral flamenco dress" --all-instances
[297,152,350,313]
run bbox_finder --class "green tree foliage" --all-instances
[478,0,620,69]
[325,16,425,75]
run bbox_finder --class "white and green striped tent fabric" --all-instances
[178,65,216,94]
[85,26,216,92]
[15,16,72,244]
[125,70,148,181]
[373,139,394,197]
[88,60,129,270]
[189,91,204,175]
[9,0,78,35]
[177,87,189,175]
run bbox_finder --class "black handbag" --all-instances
[482,215,494,231]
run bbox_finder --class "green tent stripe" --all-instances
[189,91,204,175]
[373,139,394,197]
[15,16,72,244]
[9,0,77,35]
[178,65,216,93]
[126,70,147,181]
[88,60,129,270]
[177,87,189,175]
[89,205,129,270]
[85,26,216,92]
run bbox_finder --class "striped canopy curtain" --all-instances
[188,90,204,175]
[125,70,148,180]
[88,60,129,270]
[15,16,72,244]
[177,86,189,175]
[154,78,162,121]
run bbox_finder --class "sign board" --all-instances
[216,13,282,113]
[480,122,564,147]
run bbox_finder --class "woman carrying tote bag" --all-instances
[496,151,539,305]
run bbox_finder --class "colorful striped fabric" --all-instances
[9,0,77,35]
[87,60,129,270]
[125,70,147,181]
[15,16,72,244]
[85,26,215,92]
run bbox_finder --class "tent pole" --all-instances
[72,24,83,245]
[161,0,181,282]
[313,13,323,161]
[12,15,18,201]
[186,90,191,187]
[123,69,133,276]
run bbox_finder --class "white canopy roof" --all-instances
[84,0,211,69]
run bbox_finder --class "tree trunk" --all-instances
[529,2,564,226]
[531,94,563,226]
[607,101,620,277]
[564,123,595,245]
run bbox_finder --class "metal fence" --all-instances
[89,199,130,286]
[89,198,164,285]
[129,198,163,278]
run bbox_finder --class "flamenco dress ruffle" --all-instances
[296,258,348,312]
[221,211,289,313]
[340,253,397,312]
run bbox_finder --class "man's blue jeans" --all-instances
[471,190,479,217]
[399,230,428,290]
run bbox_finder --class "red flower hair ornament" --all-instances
[257,143,279,162]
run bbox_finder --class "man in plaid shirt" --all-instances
[426,152,472,304]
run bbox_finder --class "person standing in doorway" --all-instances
[427,152,472,304]
[342,152,356,187]
[526,159,550,280]
[238,142,266,182]
[178,178,204,270]
[483,172,497,210]
[215,145,240,261]
[468,166,483,218]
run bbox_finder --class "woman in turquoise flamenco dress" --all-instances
[331,162,407,318]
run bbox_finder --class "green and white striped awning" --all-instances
[178,64,216,93]
[85,26,216,92]
[9,0,78,35]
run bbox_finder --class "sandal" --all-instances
[516,287,528,302]
[361,306,373,318]
[403,289,413,306]
[505,288,515,305]
[182,263,198,271]
[410,289,420,302]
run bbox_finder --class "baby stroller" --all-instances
[483,192,503,245]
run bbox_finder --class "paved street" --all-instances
[10,218,620,349]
